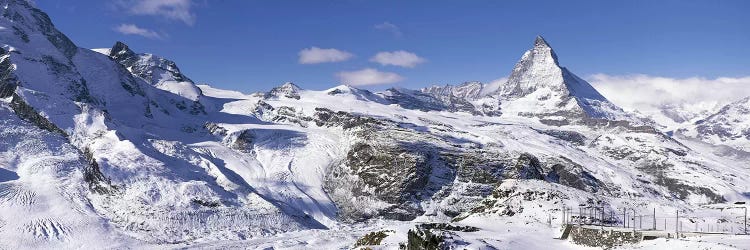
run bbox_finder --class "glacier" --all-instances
[0,0,748,248]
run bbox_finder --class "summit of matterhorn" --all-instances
[494,36,634,123]
[0,1,747,248]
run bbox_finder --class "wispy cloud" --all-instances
[116,0,196,25]
[298,47,354,64]
[587,74,750,113]
[480,77,508,96]
[374,22,402,37]
[114,24,163,39]
[370,51,426,68]
[336,68,404,86]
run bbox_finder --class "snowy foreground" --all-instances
[182,219,750,249]
[1,0,749,249]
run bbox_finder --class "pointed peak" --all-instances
[534,35,551,48]
[265,82,302,99]
[109,41,135,58]
[280,82,301,90]
[329,84,360,91]
[529,35,558,64]
[111,41,130,51]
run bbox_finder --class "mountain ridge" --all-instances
[0,2,748,248]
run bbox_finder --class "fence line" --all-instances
[557,206,748,235]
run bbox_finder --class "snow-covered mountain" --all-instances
[651,102,722,130]
[103,41,204,101]
[0,1,748,248]
[421,81,486,100]
[678,96,750,152]
[492,36,634,123]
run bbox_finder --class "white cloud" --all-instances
[374,22,402,37]
[298,47,354,64]
[117,0,196,25]
[370,51,426,68]
[114,24,162,39]
[480,77,508,96]
[335,68,404,86]
[587,73,750,113]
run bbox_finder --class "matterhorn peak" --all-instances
[495,36,565,98]
[493,36,630,121]
[534,35,551,48]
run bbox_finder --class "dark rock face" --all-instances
[204,122,228,137]
[407,225,445,250]
[383,88,449,112]
[0,48,18,98]
[579,118,658,133]
[40,55,95,103]
[330,141,434,221]
[406,223,479,250]
[82,147,113,194]
[10,93,67,136]
[265,82,301,100]
[346,143,432,204]
[546,163,603,193]
[383,87,482,115]
[421,82,485,100]
[315,108,611,222]
[253,100,275,117]
[537,129,586,145]
[442,94,482,115]
[2,0,78,59]
[108,41,195,87]
[173,99,206,115]
[444,152,506,184]
[109,41,137,64]
[502,153,544,180]
[353,230,393,248]
[319,111,460,222]
[327,89,344,96]
[313,107,383,129]
[643,162,725,203]
[230,130,254,152]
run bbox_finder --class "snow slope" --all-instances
[0,1,747,248]
[679,96,750,152]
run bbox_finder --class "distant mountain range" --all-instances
[0,0,747,248]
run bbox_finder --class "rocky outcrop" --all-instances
[690,96,750,152]
[1,0,77,58]
[229,130,254,152]
[385,87,485,115]
[502,153,545,180]
[421,81,486,100]
[108,41,195,86]
[353,230,393,248]
[313,107,383,129]
[9,93,67,136]
[382,88,450,112]
[328,141,435,221]
[536,129,587,145]
[81,148,113,194]
[0,47,18,98]
[265,82,301,100]
[406,223,479,250]
[546,163,603,193]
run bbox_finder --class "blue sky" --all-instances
[38,0,750,93]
